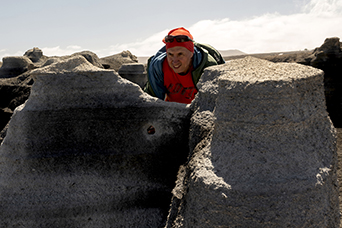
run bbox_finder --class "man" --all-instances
[144,27,225,104]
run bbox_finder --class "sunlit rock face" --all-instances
[0,56,191,227]
[1,55,339,228]
[166,57,340,228]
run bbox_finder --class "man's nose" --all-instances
[172,56,179,62]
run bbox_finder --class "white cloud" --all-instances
[94,29,170,57]
[303,0,342,15]
[0,46,85,61]
[109,0,342,56]
[1,0,341,60]
[41,45,83,57]
[0,50,24,61]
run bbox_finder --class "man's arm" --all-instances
[143,53,167,100]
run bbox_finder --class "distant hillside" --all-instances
[219,49,246,57]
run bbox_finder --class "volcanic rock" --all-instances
[0,55,191,227]
[70,51,104,69]
[0,56,34,78]
[118,63,147,88]
[0,83,31,130]
[166,57,339,227]
[41,50,104,69]
[310,37,342,127]
[100,50,138,71]
[24,47,48,66]
[235,37,342,128]
[0,48,139,140]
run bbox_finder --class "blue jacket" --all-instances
[144,42,225,100]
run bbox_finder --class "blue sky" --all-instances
[1,0,342,60]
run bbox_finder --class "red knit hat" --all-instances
[163,27,194,53]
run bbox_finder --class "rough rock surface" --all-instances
[262,37,342,128]
[0,56,34,78]
[310,37,342,127]
[118,63,147,88]
[24,47,48,67]
[100,50,138,71]
[39,50,104,69]
[165,57,339,227]
[227,37,342,128]
[0,83,31,131]
[0,48,141,141]
[69,51,104,69]
[0,55,191,227]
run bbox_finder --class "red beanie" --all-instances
[163,27,194,53]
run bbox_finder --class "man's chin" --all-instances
[172,68,185,74]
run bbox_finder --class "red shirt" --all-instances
[163,59,198,104]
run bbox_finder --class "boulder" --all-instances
[24,47,48,66]
[0,55,191,227]
[237,37,342,128]
[0,49,132,139]
[313,37,342,56]
[0,83,31,131]
[70,51,104,69]
[118,63,147,88]
[166,57,339,227]
[310,37,342,127]
[0,122,7,143]
[41,50,104,69]
[100,50,138,71]
[0,56,34,78]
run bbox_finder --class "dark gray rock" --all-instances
[24,47,48,65]
[0,56,34,78]
[0,83,31,131]
[166,57,339,228]
[118,63,147,88]
[0,55,191,227]
[71,51,104,69]
[100,50,138,71]
[0,122,8,143]
[310,37,342,127]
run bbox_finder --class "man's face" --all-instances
[166,46,193,74]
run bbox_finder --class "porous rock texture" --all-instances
[0,83,31,131]
[239,37,342,128]
[0,48,141,145]
[99,50,138,71]
[165,57,339,228]
[118,63,147,88]
[310,37,342,127]
[0,56,34,78]
[0,55,191,227]
[24,47,48,67]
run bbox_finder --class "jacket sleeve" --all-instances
[143,52,167,100]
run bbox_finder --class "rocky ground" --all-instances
[225,38,342,225]
[1,37,342,225]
